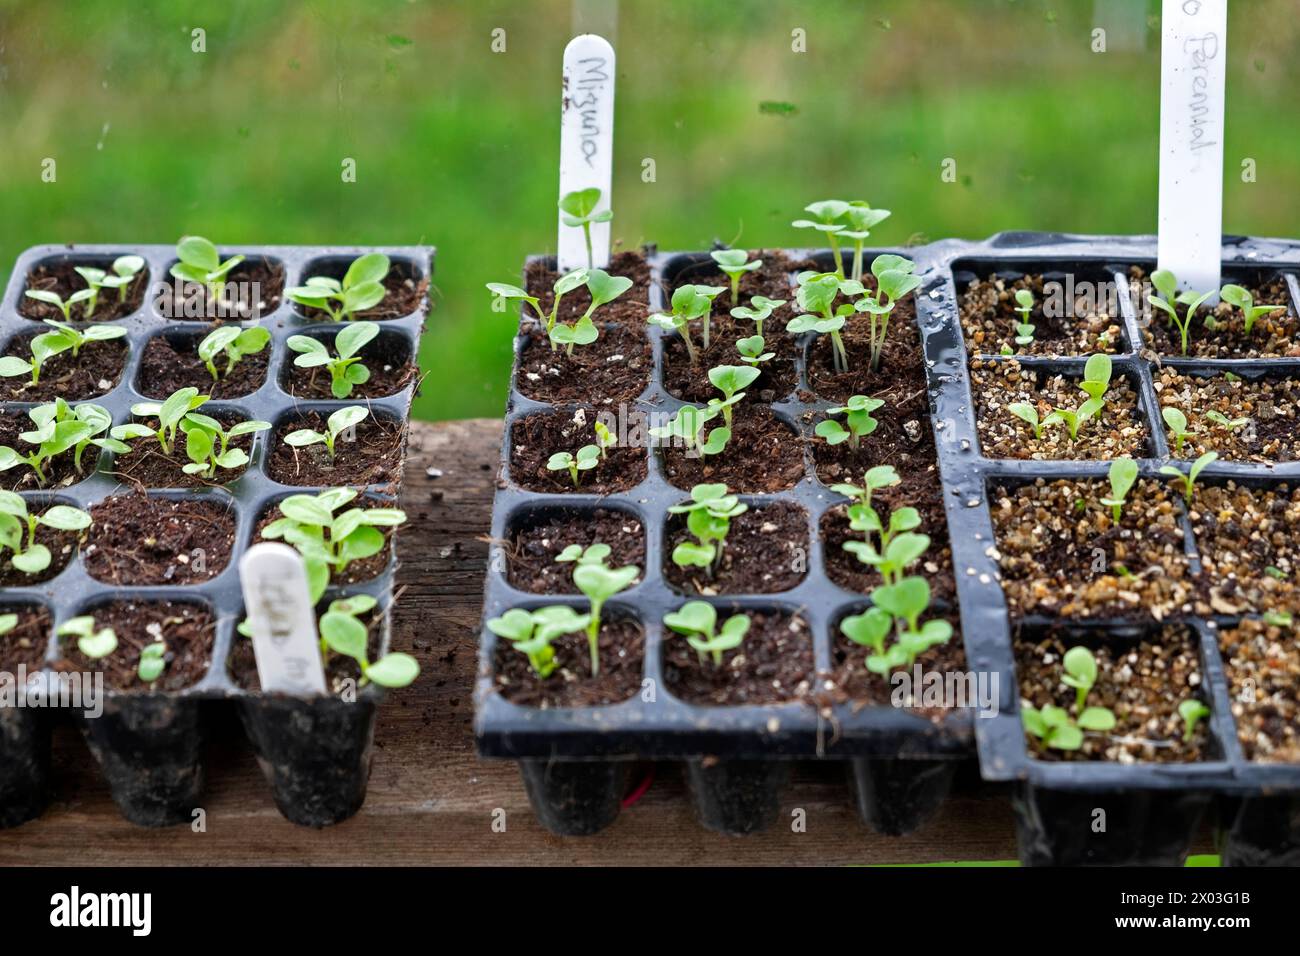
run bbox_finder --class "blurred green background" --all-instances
[1,0,1296,421]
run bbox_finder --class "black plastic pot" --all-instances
[0,243,431,828]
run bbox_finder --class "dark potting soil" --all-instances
[283,332,418,400]
[664,500,808,595]
[1154,368,1300,463]
[83,494,235,586]
[1219,618,1300,763]
[228,610,382,694]
[136,332,269,399]
[111,413,255,489]
[505,507,645,594]
[55,599,215,692]
[1133,270,1298,358]
[0,605,52,672]
[524,250,651,325]
[820,496,956,602]
[267,412,406,489]
[806,290,921,403]
[0,507,83,587]
[19,261,149,322]
[959,271,1124,357]
[809,366,937,484]
[662,610,813,706]
[515,322,651,406]
[0,332,127,402]
[493,617,644,709]
[253,501,395,586]
[660,405,803,493]
[509,408,646,493]
[154,258,285,321]
[830,613,967,722]
[660,315,798,403]
[295,264,428,321]
[0,412,91,490]
[664,249,809,335]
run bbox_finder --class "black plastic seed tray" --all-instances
[917,231,1300,865]
[0,243,431,829]
[476,248,975,838]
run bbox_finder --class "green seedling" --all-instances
[0,614,15,637]
[558,187,613,269]
[113,387,210,456]
[707,365,759,428]
[199,325,272,382]
[1043,397,1104,441]
[318,594,419,688]
[1160,451,1218,505]
[668,483,747,575]
[488,268,588,350]
[170,236,246,301]
[556,542,611,566]
[1100,457,1138,523]
[40,320,127,359]
[593,420,616,459]
[1204,410,1249,431]
[549,268,633,355]
[24,288,93,322]
[1179,698,1210,743]
[287,253,390,321]
[1219,283,1285,335]
[791,200,850,278]
[73,266,110,318]
[21,400,124,475]
[1022,702,1115,751]
[101,255,145,304]
[664,600,750,667]
[840,202,891,283]
[736,335,774,366]
[287,322,376,398]
[58,615,117,660]
[1162,406,1192,454]
[649,404,730,460]
[648,283,717,362]
[0,329,75,387]
[730,295,786,338]
[816,394,884,451]
[1013,288,1036,346]
[0,402,105,487]
[839,606,893,656]
[573,556,639,676]
[859,576,953,675]
[1007,403,1046,440]
[0,491,91,574]
[1061,645,1100,714]
[138,642,167,684]
[710,249,761,306]
[283,405,369,461]
[844,503,928,586]
[547,444,600,487]
[790,271,854,373]
[857,255,922,371]
[487,606,591,678]
[829,464,900,510]
[1078,353,1113,402]
[178,413,271,479]
[1148,269,1215,356]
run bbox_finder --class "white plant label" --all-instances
[240,542,327,695]
[1156,0,1228,295]
[557,33,615,272]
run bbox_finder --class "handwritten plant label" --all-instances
[557,34,615,272]
[240,542,327,695]
[1156,0,1228,295]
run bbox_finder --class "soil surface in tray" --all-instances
[1015,625,1211,763]
[664,249,807,336]
[154,258,284,321]
[807,303,923,405]
[959,271,1124,357]
[254,500,395,586]
[0,605,52,671]
[992,478,1194,621]
[19,261,148,322]
[515,322,651,406]
[55,599,215,692]
[283,332,418,400]
[972,359,1150,459]
[1154,368,1300,463]
[821,499,955,602]
[509,407,646,493]
[661,315,798,403]
[663,610,813,706]
[0,332,126,402]
[0,505,83,587]
[492,617,644,709]
[0,412,92,491]
[660,405,803,493]
[295,263,427,321]
[111,413,255,489]
[1220,618,1300,762]
[136,332,269,399]
[1133,268,1299,358]
[83,494,235,585]
[1189,482,1300,616]
[525,250,651,323]
[506,507,645,594]
[229,610,381,695]
[268,412,406,489]
[830,613,967,722]
[665,500,808,595]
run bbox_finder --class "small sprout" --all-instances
[1007,402,1045,440]
[664,600,750,667]
[0,329,75,387]
[1022,702,1116,751]
[829,464,900,510]
[710,249,761,306]
[546,445,600,487]
[556,542,611,566]
[0,615,15,637]
[58,615,118,660]
[816,394,883,451]
[1042,397,1104,441]
[839,606,893,655]
[1078,353,1113,402]
[730,295,786,338]
[843,506,929,587]
[593,420,616,459]
[287,322,377,398]
[1204,410,1249,431]
[41,320,127,359]
[840,202,891,283]
[707,365,759,429]
[179,414,271,479]
[0,491,92,574]
[286,253,389,321]
[116,387,210,456]
[735,335,774,367]
[1148,269,1214,356]
[649,404,730,460]
[284,405,369,461]
[550,268,633,355]
[0,402,106,487]
[790,272,852,373]
[74,266,109,318]
[1061,645,1098,714]
[1100,457,1138,523]
[859,576,953,675]
[24,288,93,322]
[102,255,145,304]
[319,595,419,687]
[1160,451,1218,505]
[138,642,167,684]
[572,556,639,675]
[1179,698,1210,743]
[1219,283,1284,335]
[1162,406,1192,454]
[558,187,613,270]
[1013,288,1035,345]
[649,284,717,362]
[668,483,747,576]
[856,255,922,371]
[1263,609,1293,627]
[170,236,246,302]
[488,268,586,350]
[791,200,850,278]
[487,606,589,679]
[199,325,272,382]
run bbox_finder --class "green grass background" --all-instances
[0,0,1297,421]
